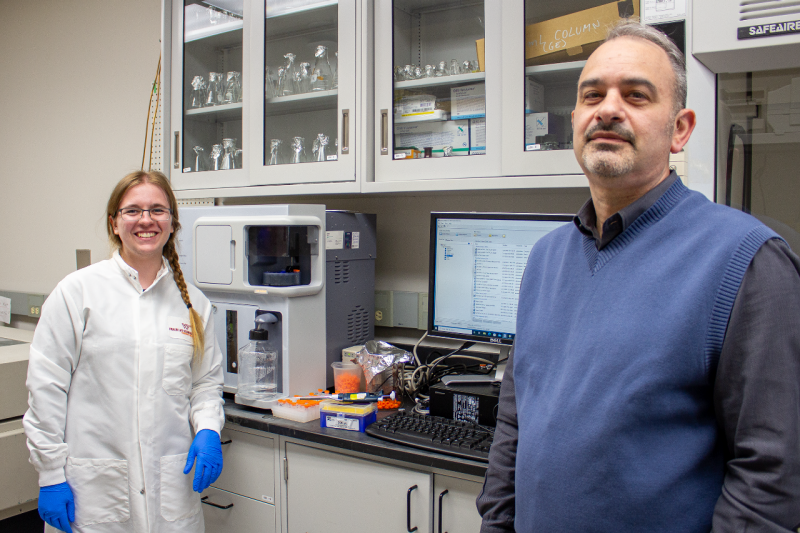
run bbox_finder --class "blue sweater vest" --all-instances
[513,179,778,532]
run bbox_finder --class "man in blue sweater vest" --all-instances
[477,20,800,532]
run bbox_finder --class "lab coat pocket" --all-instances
[160,453,201,522]
[163,343,194,396]
[65,457,130,527]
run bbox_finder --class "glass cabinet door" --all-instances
[717,69,800,253]
[500,0,637,179]
[171,0,247,189]
[249,0,358,186]
[373,0,502,183]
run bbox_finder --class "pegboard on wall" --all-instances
[151,85,162,172]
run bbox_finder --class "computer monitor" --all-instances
[427,212,572,346]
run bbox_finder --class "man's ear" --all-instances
[671,108,696,154]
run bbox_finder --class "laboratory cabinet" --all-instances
[167,0,361,194]
[163,1,708,196]
[202,426,280,533]
[282,442,483,533]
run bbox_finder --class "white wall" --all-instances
[0,0,162,294]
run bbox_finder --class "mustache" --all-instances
[584,123,635,145]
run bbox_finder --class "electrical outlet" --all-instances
[418,293,429,330]
[374,290,393,326]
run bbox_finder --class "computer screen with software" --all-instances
[428,212,572,346]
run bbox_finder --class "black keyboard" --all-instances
[366,411,494,462]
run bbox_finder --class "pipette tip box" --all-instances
[320,400,377,432]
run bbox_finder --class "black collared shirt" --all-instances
[478,172,800,531]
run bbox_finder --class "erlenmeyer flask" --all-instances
[221,138,237,169]
[311,45,333,91]
[206,72,223,105]
[192,146,206,171]
[290,136,306,163]
[210,144,223,170]
[224,72,240,104]
[268,139,284,165]
[298,62,312,93]
[315,134,329,162]
[280,53,298,96]
[190,76,206,108]
[234,71,242,102]
[265,66,277,99]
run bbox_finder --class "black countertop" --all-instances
[224,401,489,478]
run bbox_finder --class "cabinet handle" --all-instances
[380,109,389,155]
[200,496,233,510]
[438,489,449,533]
[341,109,350,154]
[173,131,180,169]
[220,439,232,445]
[406,484,418,532]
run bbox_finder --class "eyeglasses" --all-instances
[117,207,173,221]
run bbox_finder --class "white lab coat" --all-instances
[24,252,225,533]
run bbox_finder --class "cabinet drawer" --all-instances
[433,474,483,533]
[0,419,39,513]
[201,486,276,533]
[213,427,276,503]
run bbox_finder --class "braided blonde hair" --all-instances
[106,170,205,361]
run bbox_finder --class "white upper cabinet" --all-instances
[163,1,646,195]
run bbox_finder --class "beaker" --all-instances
[315,133,329,162]
[210,144,223,170]
[206,72,223,105]
[190,76,206,108]
[290,136,306,164]
[221,138,237,169]
[268,139,284,165]
[297,62,312,93]
[280,53,298,96]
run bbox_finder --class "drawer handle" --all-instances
[201,496,233,510]
[406,484,418,532]
[220,439,232,445]
[173,131,180,169]
[438,489,449,533]
[380,109,389,155]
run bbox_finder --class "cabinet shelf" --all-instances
[185,17,243,44]
[186,102,243,122]
[525,60,586,85]
[395,71,485,90]
[265,89,337,116]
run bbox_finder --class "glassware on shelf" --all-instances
[235,148,243,168]
[268,139,284,165]
[280,53,298,96]
[298,62,312,93]
[311,45,333,91]
[449,59,460,76]
[413,66,424,79]
[209,7,223,24]
[462,60,472,74]
[190,76,206,108]
[221,138,237,169]
[315,134,329,161]
[442,146,453,157]
[403,64,414,81]
[425,65,435,78]
[234,71,242,102]
[206,72,223,106]
[394,66,404,81]
[277,67,293,97]
[192,146,206,171]
[333,52,338,89]
[224,71,241,104]
[210,144,223,170]
[290,136,306,163]
[265,66,277,98]
[436,61,448,77]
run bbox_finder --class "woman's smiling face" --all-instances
[110,182,174,271]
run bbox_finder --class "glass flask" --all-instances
[333,52,338,89]
[210,144,223,170]
[436,60,447,77]
[206,72,223,106]
[449,58,460,76]
[403,64,414,81]
[234,71,242,102]
[290,136,306,163]
[425,64,435,78]
[236,326,278,401]
[311,45,333,91]
[298,62,312,93]
[265,66,277,99]
[221,138,237,169]
[280,53,298,96]
[268,139,284,165]
[235,148,243,168]
[462,60,472,74]
[315,134,329,161]
[224,71,241,104]
[190,76,206,108]
[192,146,206,171]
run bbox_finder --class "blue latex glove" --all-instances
[38,482,75,533]
[183,429,223,493]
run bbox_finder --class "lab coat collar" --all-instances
[112,250,171,293]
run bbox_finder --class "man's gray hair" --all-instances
[606,19,687,116]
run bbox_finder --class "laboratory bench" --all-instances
[213,399,487,532]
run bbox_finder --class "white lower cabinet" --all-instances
[202,486,276,532]
[283,442,483,533]
[202,426,279,533]
[433,474,483,533]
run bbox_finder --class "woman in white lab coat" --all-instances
[24,170,225,533]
